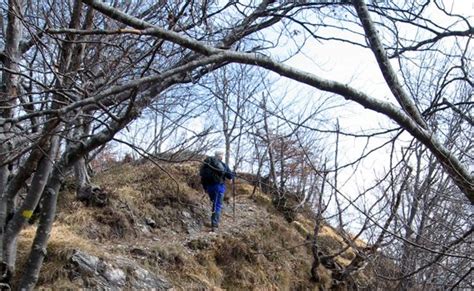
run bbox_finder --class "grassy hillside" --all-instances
[16,161,379,290]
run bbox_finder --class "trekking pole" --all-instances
[232,176,236,221]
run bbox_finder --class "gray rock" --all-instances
[145,217,157,228]
[98,261,126,287]
[138,223,150,233]
[69,250,171,290]
[116,257,172,290]
[186,221,201,234]
[130,267,171,289]
[70,250,99,275]
[181,210,191,219]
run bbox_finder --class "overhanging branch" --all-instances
[82,0,474,203]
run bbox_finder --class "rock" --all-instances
[138,223,150,233]
[179,210,202,234]
[116,257,172,289]
[184,220,201,234]
[130,267,171,289]
[98,261,126,287]
[130,248,148,258]
[70,251,125,288]
[145,217,157,228]
[69,250,172,289]
[181,210,191,219]
[70,250,100,275]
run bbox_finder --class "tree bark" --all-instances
[1,0,24,118]
[74,156,92,200]
[17,169,63,291]
[0,0,25,285]
[2,136,59,279]
[18,104,138,289]
[351,0,427,129]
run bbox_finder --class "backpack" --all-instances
[200,156,225,186]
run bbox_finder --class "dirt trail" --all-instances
[185,196,269,242]
[106,194,271,257]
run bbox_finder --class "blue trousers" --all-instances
[204,183,226,227]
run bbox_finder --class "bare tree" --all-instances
[0,0,471,289]
[78,0,472,202]
[0,0,291,288]
[201,64,263,167]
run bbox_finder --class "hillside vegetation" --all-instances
[17,161,379,290]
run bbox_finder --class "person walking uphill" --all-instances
[200,151,234,232]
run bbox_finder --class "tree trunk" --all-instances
[1,0,24,119]
[2,136,59,282]
[0,164,10,285]
[0,0,25,285]
[74,156,92,200]
[224,134,231,167]
[17,169,63,290]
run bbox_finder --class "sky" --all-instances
[266,0,474,224]
[116,1,473,220]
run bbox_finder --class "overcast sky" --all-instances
[273,0,473,216]
[117,1,472,209]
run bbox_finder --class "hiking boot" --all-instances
[211,225,218,232]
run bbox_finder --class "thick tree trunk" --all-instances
[2,137,59,281]
[72,116,95,201]
[17,95,139,289]
[0,164,9,285]
[0,0,25,285]
[17,170,63,291]
[74,156,94,201]
[1,0,24,119]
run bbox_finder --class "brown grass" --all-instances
[26,161,372,290]
[208,217,316,290]
[16,224,102,286]
[232,182,254,197]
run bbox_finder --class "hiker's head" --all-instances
[214,151,224,161]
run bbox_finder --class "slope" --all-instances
[16,161,377,290]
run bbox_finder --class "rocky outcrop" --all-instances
[68,250,171,289]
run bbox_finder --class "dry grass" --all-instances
[252,192,273,207]
[292,216,363,269]
[57,162,206,241]
[292,220,311,238]
[16,223,102,286]
[26,161,372,290]
[207,218,316,290]
[232,182,255,196]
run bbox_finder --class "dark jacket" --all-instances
[200,156,234,186]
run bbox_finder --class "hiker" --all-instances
[199,151,234,231]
